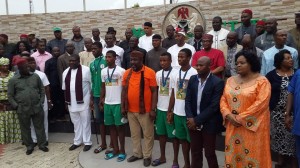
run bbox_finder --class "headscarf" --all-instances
[0,57,10,66]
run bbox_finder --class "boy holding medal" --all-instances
[100,50,126,161]
[167,48,197,168]
[151,52,176,167]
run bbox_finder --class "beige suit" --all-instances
[57,52,71,87]
[219,44,243,76]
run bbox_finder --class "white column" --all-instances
[44,0,47,13]
[5,0,9,15]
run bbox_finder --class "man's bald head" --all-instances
[241,34,253,49]
[226,32,238,48]
[198,56,211,66]
[196,56,211,76]
[265,18,278,33]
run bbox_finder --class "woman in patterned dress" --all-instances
[0,57,22,144]
[266,49,297,168]
[220,51,272,168]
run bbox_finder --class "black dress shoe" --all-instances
[69,144,80,151]
[39,146,49,152]
[143,158,151,167]
[83,145,92,152]
[26,149,34,155]
[127,155,142,162]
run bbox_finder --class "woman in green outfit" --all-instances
[0,57,21,144]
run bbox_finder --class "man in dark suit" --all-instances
[185,56,225,168]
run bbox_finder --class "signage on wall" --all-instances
[162,4,206,38]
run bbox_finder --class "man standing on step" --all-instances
[62,54,92,152]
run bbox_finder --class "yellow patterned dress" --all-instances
[220,76,272,168]
[0,71,22,144]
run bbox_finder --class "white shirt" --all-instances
[101,66,125,104]
[62,65,91,112]
[138,34,154,52]
[156,68,176,111]
[208,28,230,49]
[167,43,196,69]
[171,67,197,116]
[103,45,124,67]
[85,37,106,51]
[91,37,106,48]
[34,70,50,111]
[196,73,210,115]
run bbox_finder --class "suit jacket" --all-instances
[57,52,71,87]
[185,74,225,133]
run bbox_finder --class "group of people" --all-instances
[0,7,300,168]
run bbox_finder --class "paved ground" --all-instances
[0,133,276,168]
[0,133,81,168]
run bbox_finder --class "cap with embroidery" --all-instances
[0,57,9,66]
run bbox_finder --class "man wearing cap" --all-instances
[121,50,157,167]
[256,20,265,37]
[208,16,230,49]
[191,34,225,78]
[139,22,154,52]
[91,28,106,48]
[255,18,295,51]
[122,36,147,70]
[68,26,84,55]
[187,25,204,51]
[289,11,300,64]
[145,34,167,72]
[31,40,52,72]
[79,38,94,67]
[235,9,257,44]
[8,58,48,155]
[162,25,176,49]
[46,27,68,55]
[167,28,195,69]
[103,34,124,67]
[118,28,133,51]
[20,34,29,43]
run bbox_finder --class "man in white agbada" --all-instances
[27,57,52,145]
[62,54,92,152]
[208,16,230,49]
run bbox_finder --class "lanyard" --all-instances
[179,67,190,89]
[162,67,172,87]
[107,66,116,82]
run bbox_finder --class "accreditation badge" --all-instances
[160,86,169,96]
[176,88,185,100]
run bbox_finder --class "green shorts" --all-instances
[174,114,190,142]
[155,109,175,138]
[104,104,123,126]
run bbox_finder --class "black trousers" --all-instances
[189,130,219,168]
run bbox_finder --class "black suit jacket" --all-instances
[185,74,225,133]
